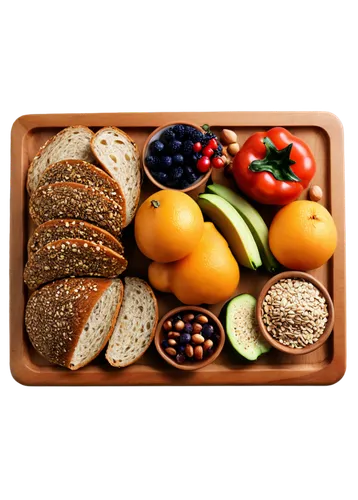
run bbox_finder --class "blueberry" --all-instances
[180,333,191,344]
[191,152,202,165]
[178,345,186,353]
[176,353,186,364]
[183,140,194,156]
[168,140,182,154]
[160,156,173,169]
[146,155,161,171]
[150,140,165,155]
[161,340,170,349]
[184,322,193,333]
[170,166,183,184]
[180,179,191,190]
[191,130,204,143]
[173,124,185,140]
[172,154,184,166]
[206,348,214,357]
[161,127,175,143]
[202,324,214,339]
[152,171,169,185]
[184,125,196,138]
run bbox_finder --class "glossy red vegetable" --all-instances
[232,127,316,205]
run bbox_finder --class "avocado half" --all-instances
[226,294,271,361]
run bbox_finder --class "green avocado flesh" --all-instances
[207,183,279,273]
[197,193,262,270]
[226,294,271,361]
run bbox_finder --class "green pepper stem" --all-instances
[249,137,300,182]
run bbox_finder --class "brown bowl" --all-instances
[256,271,334,355]
[142,121,212,194]
[155,306,225,370]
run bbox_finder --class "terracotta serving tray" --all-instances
[10,112,346,385]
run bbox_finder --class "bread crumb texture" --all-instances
[29,182,123,236]
[106,277,158,367]
[24,238,127,290]
[25,277,117,368]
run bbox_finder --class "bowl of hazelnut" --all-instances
[154,306,225,370]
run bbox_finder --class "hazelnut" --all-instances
[309,185,323,202]
[165,347,177,356]
[203,339,214,351]
[228,142,240,156]
[192,334,205,344]
[220,129,238,145]
[174,320,185,331]
[168,331,180,339]
[196,315,209,324]
[220,154,228,166]
[185,344,194,357]
[192,322,203,334]
[163,320,172,331]
[183,313,195,322]
[194,345,203,360]
[168,339,177,346]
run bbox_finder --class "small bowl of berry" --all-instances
[155,306,225,370]
[142,122,226,194]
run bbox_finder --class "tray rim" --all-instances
[10,111,346,386]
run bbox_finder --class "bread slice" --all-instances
[106,277,158,368]
[25,278,123,370]
[27,126,96,195]
[37,159,125,210]
[28,219,124,257]
[29,182,123,237]
[24,239,128,290]
[91,127,141,227]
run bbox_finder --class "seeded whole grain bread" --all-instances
[25,278,123,370]
[29,182,123,237]
[106,277,158,368]
[37,159,125,210]
[91,127,141,227]
[27,126,96,195]
[27,219,124,257]
[24,239,128,290]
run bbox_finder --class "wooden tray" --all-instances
[10,112,346,385]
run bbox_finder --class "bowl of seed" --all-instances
[256,271,334,355]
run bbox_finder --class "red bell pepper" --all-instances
[232,127,316,205]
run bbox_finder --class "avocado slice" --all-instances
[197,193,262,270]
[207,183,279,273]
[226,294,271,360]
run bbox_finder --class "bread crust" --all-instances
[106,277,158,368]
[27,125,95,194]
[24,238,127,290]
[90,126,141,227]
[29,182,123,237]
[27,219,124,257]
[25,278,120,369]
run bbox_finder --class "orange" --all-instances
[148,222,240,305]
[269,201,337,270]
[135,190,204,263]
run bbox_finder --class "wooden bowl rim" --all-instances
[154,305,225,371]
[142,121,212,194]
[256,271,335,355]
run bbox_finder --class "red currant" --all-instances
[197,156,211,173]
[202,146,214,157]
[211,157,225,169]
[207,138,218,150]
[193,142,202,152]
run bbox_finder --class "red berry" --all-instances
[193,142,202,152]
[211,157,225,169]
[197,156,211,173]
[202,146,214,157]
[207,138,218,150]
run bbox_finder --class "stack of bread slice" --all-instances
[24,125,157,370]
[25,125,141,289]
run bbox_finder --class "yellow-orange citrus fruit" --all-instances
[269,201,337,270]
[148,222,240,305]
[135,190,204,263]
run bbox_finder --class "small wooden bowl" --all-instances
[142,121,212,194]
[256,271,335,355]
[155,306,225,370]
